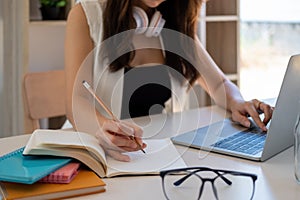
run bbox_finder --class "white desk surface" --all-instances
[1,105,300,200]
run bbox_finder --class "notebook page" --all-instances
[106,138,186,177]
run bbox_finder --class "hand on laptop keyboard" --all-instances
[229,99,274,132]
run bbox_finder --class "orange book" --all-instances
[0,169,106,200]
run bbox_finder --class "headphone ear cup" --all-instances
[145,11,165,37]
[133,6,149,34]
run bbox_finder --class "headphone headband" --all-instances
[132,6,165,37]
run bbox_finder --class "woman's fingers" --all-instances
[97,119,146,158]
[259,103,274,125]
[251,99,274,128]
[98,130,137,151]
[231,99,274,132]
[117,122,135,136]
[231,112,251,128]
[120,121,145,147]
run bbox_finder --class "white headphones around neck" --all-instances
[133,6,166,37]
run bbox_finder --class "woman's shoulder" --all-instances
[76,0,107,9]
[68,0,105,44]
[74,0,106,23]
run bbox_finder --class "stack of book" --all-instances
[0,147,106,200]
[1,129,187,199]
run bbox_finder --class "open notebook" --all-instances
[23,129,187,178]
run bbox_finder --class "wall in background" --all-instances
[29,24,65,72]
[240,22,300,100]
[0,1,4,135]
[0,0,28,138]
[241,0,300,22]
[28,0,66,72]
[239,0,300,100]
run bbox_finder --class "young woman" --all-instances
[65,0,274,161]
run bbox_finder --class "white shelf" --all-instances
[206,15,239,22]
[30,21,67,26]
[226,73,239,81]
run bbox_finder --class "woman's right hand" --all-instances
[95,119,147,162]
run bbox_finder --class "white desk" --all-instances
[1,105,300,200]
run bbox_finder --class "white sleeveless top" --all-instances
[79,0,191,119]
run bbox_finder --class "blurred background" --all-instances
[239,0,300,100]
[0,0,300,137]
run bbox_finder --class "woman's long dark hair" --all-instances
[102,0,204,86]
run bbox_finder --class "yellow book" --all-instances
[0,169,106,200]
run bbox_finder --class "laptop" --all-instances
[171,54,300,161]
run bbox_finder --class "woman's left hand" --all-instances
[230,99,274,132]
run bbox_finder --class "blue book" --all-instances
[0,147,72,184]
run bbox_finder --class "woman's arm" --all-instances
[194,37,273,131]
[65,4,93,126]
[65,4,146,161]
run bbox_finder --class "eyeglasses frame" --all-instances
[160,166,257,200]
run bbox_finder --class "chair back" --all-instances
[23,70,66,133]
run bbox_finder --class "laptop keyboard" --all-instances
[211,127,267,155]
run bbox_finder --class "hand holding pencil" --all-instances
[82,80,146,161]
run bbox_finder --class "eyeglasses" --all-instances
[160,167,257,200]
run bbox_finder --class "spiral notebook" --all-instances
[0,147,72,184]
